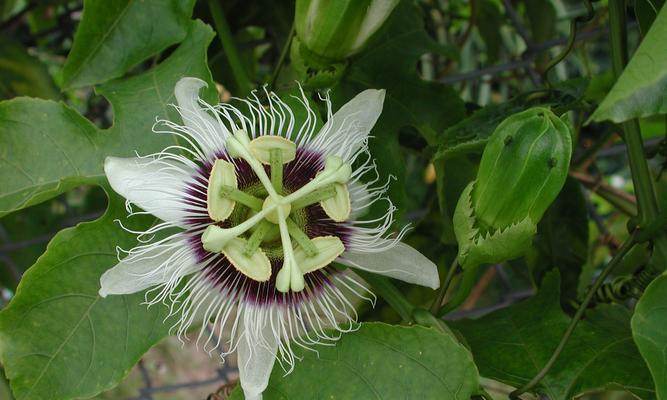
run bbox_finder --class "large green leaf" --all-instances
[632,273,667,400]
[0,35,59,100]
[0,190,172,400]
[230,323,480,399]
[0,19,217,399]
[589,4,667,123]
[0,20,215,218]
[62,0,196,89]
[334,0,466,213]
[453,272,655,399]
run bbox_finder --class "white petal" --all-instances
[174,77,228,157]
[105,156,195,228]
[238,311,279,400]
[349,181,371,220]
[99,242,200,297]
[341,241,440,289]
[312,89,385,162]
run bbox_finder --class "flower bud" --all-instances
[453,107,572,269]
[295,0,399,61]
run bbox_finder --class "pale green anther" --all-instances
[286,218,318,257]
[222,237,272,282]
[269,148,284,194]
[294,236,345,274]
[249,135,297,165]
[220,185,263,211]
[207,159,237,222]
[320,183,351,222]
[243,220,273,257]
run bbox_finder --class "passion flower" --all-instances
[99,78,439,400]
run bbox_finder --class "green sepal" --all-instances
[290,37,347,89]
[454,182,537,269]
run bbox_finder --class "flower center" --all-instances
[262,196,291,224]
[201,131,353,293]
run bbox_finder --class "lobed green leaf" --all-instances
[453,271,655,399]
[230,322,480,399]
[589,4,667,123]
[62,0,196,89]
[0,189,172,400]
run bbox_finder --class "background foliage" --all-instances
[0,0,666,399]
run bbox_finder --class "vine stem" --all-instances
[542,0,594,85]
[608,0,659,226]
[511,2,661,395]
[429,258,459,314]
[208,0,253,96]
[269,22,295,90]
[509,234,637,398]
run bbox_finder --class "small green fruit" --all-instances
[454,107,572,269]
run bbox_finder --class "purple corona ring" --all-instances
[99,77,439,400]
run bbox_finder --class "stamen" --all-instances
[270,148,283,194]
[290,184,337,211]
[294,236,345,274]
[243,220,273,257]
[226,130,280,200]
[283,156,352,205]
[219,185,263,211]
[320,183,351,222]
[249,135,296,165]
[207,159,237,222]
[286,219,318,257]
[221,237,271,282]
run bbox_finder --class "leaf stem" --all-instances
[429,258,459,314]
[438,264,479,316]
[356,272,415,323]
[208,0,253,96]
[509,233,637,398]
[608,0,659,227]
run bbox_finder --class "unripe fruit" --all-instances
[454,107,572,269]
